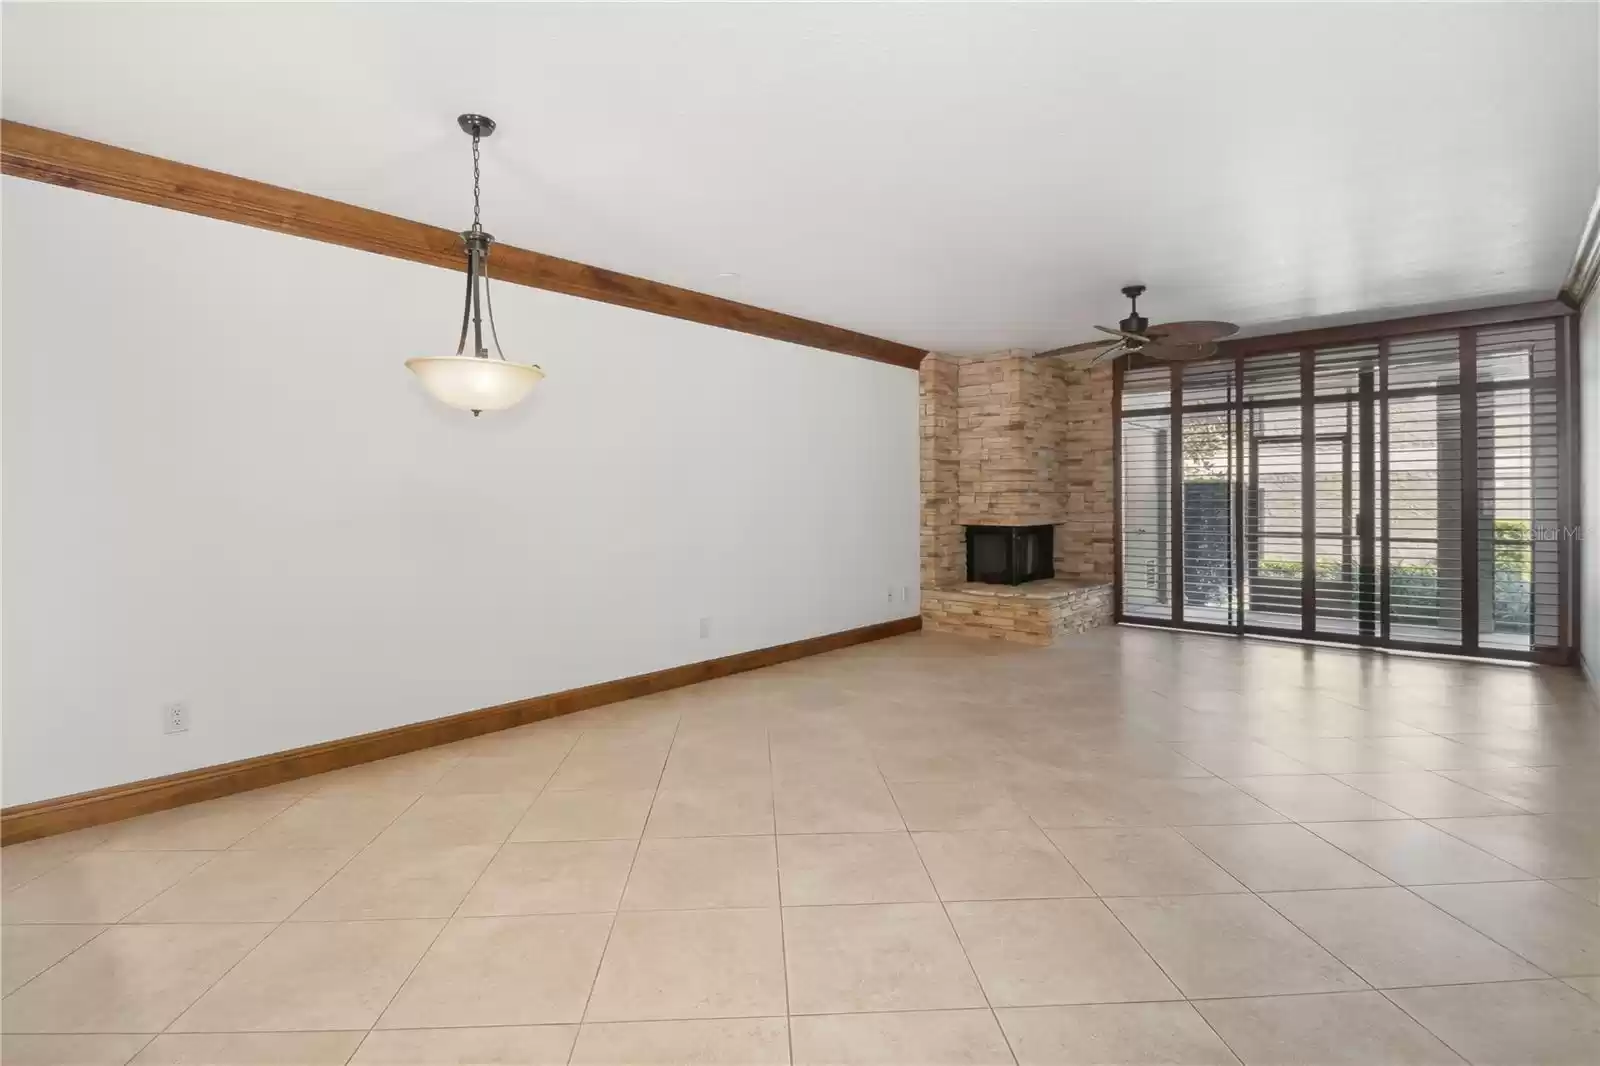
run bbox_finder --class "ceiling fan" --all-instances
[1036,285,1238,364]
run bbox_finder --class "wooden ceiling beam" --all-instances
[0,120,927,369]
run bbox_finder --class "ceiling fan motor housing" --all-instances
[1119,284,1149,337]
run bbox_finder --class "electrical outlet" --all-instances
[698,616,712,639]
[163,702,189,735]
[887,585,895,603]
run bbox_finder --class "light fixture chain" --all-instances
[471,134,481,230]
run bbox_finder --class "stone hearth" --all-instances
[923,579,1113,646]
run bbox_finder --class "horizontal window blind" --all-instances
[1119,366,1173,620]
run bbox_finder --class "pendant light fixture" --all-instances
[406,114,545,416]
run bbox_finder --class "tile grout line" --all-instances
[2,782,317,894]
[1170,819,1397,895]
[1,845,104,894]
[1019,746,1524,1054]
[1027,799,1251,1065]
[342,732,579,1063]
[1334,763,1545,818]
[874,760,1020,1066]
[766,720,797,1066]
[139,777,440,1048]
[1418,814,1559,879]
[1381,882,1582,982]
[3,792,312,944]
[0,775,442,1027]
[565,712,681,1063]
[1,792,375,1034]
[1246,877,1568,1052]
[1163,797,1572,1027]
[1373,984,1477,1065]
[84,976,1590,1030]
[1431,768,1567,815]
[1269,798,1554,909]
[0,923,117,1004]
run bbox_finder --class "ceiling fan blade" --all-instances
[1146,320,1240,345]
[1035,339,1117,358]
[1140,342,1219,362]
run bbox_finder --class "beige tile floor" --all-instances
[3,626,1600,1065]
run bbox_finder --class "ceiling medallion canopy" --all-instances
[406,113,545,416]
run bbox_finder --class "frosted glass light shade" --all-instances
[405,356,544,413]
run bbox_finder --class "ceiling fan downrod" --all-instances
[1119,284,1149,339]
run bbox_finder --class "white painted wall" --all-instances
[0,178,920,806]
[1579,290,1600,700]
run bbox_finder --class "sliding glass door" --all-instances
[1114,314,1574,663]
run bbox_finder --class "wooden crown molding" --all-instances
[1561,184,1600,309]
[1216,299,1575,360]
[0,120,927,369]
[0,615,921,845]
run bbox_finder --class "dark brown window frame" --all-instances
[1111,300,1580,665]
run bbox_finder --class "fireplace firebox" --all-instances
[966,525,1054,585]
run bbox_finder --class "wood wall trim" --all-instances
[0,120,927,370]
[1216,300,1575,360]
[0,615,921,846]
[1561,185,1600,309]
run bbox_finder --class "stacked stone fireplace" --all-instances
[919,350,1116,645]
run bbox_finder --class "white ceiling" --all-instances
[4,3,1596,355]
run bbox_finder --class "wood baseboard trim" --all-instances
[0,120,926,369]
[0,616,921,846]
[1579,650,1600,713]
